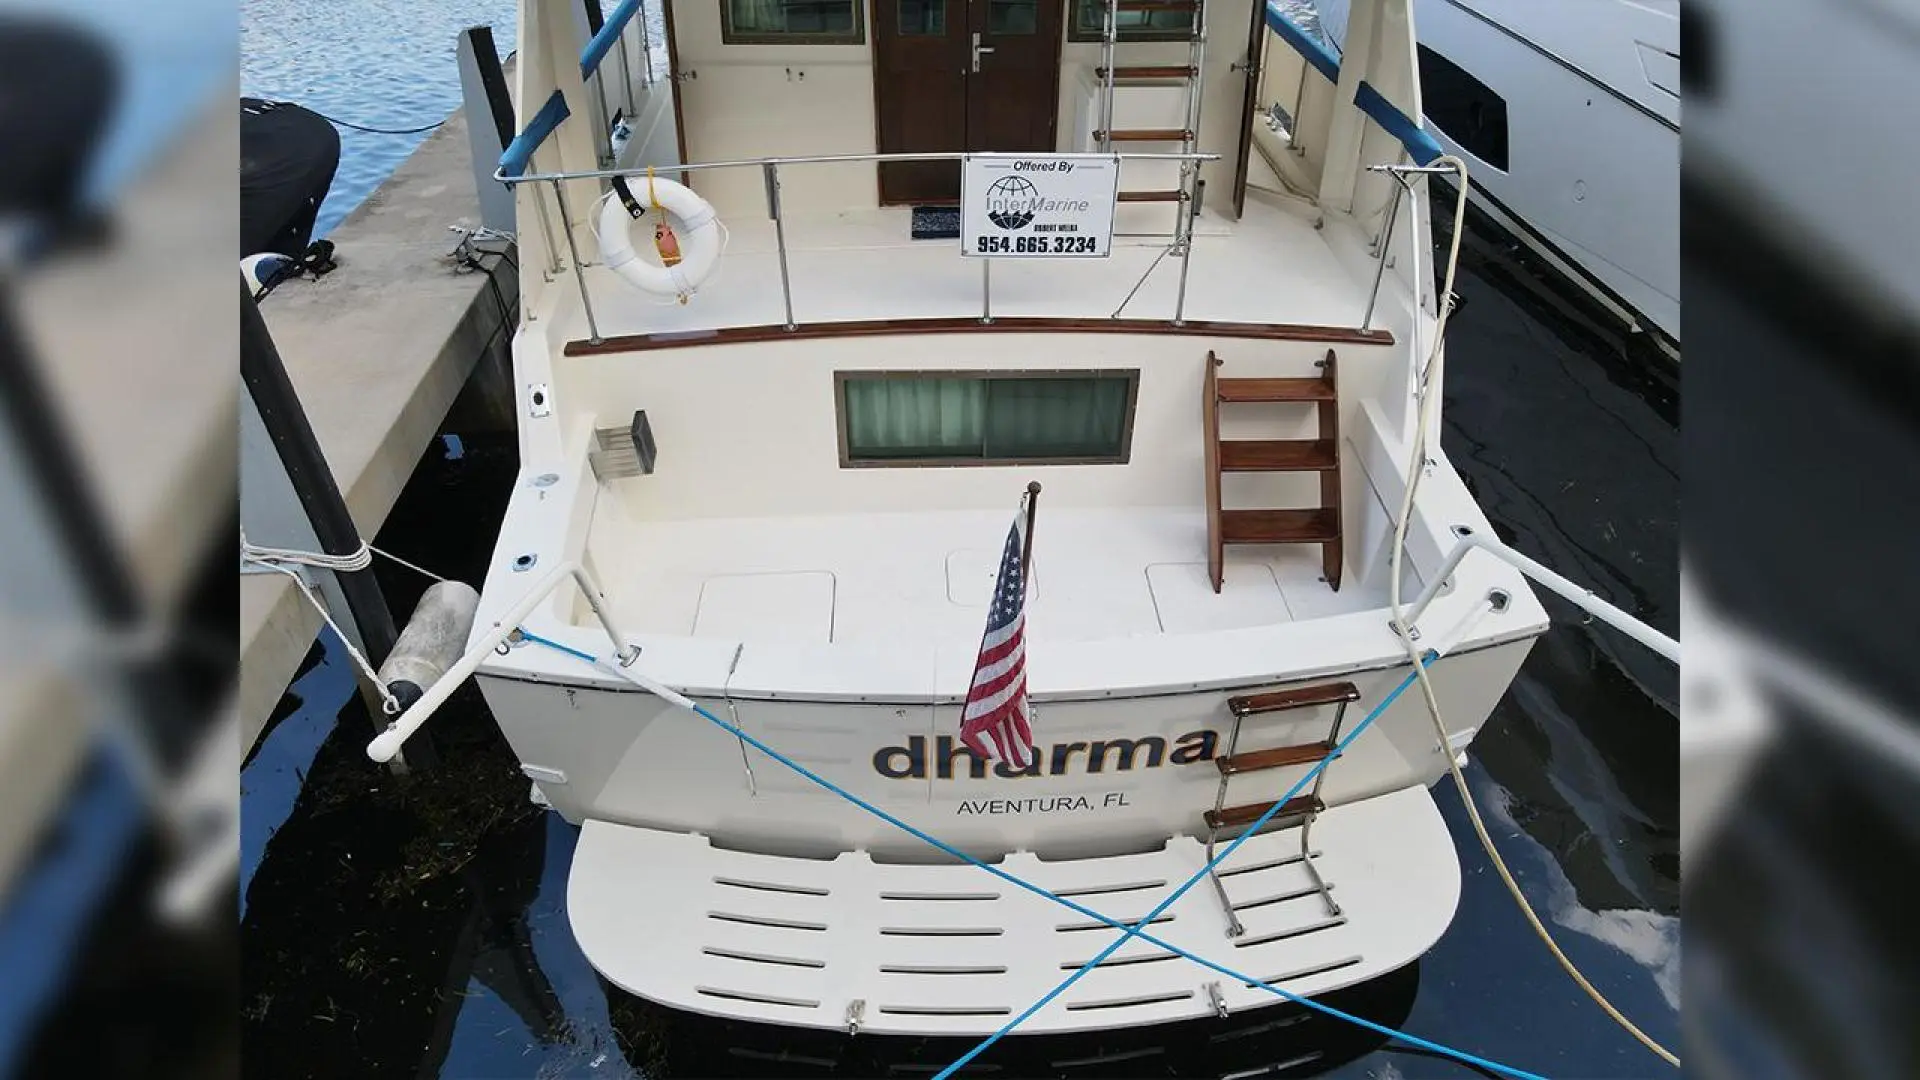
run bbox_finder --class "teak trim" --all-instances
[833,368,1141,468]
[564,318,1393,356]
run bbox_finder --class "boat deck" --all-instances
[590,506,1418,648]
[554,192,1369,342]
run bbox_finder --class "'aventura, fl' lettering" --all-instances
[873,732,1220,780]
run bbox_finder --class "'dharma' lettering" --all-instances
[874,731,1219,780]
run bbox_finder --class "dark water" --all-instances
[238,194,1678,1078]
[239,0,522,236]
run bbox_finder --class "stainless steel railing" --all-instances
[493,149,1221,344]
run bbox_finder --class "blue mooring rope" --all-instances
[513,630,1547,1080]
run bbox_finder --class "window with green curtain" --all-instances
[840,372,1137,465]
[1067,0,1193,41]
[723,0,864,43]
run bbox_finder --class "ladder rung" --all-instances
[1218,438,1337,472]
[1101,128,1191,142]
[1228,681,1361,718]
[1205,796,1322,830]
[1114,0,1200,10]
[1219,508,1338,546]
[1215,376,1336,403]
[1215,742,1335,776]
[1117,190,1186,203]
[1095,66,1196,80]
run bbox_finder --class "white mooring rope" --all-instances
[1388,156,1681,1069]
[239,531,450,717]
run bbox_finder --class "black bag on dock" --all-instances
[240,97,341,259]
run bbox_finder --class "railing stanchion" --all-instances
[586,71,614,168]
[1361,177,1402,332]
[765,161,798,330]
[1172,165,1195,325]
[615,34,637,118]
[550,178,604,344]
[531,177,563,274]
[1291,61,1309,156]
[981,258,993,324]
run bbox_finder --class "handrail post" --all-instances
[1172,164,1196,325]
[550,178,603,343]
[615,33,637,117]
[764,161,798,330]
[531,176,563,274]
[1361,175,1403,332]
[637,3,655,83]
[1100,0,1118,152]
[585,70,614,168]
[1291,61,1309,156]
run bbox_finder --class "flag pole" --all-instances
[1021,481,1041,579]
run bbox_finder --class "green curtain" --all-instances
[844,378,987,458]
[844,375,1131,461]
[1075,0,1191,36]
[983,378,1129,458]
[729,0,787,33]
[730,0,856,34]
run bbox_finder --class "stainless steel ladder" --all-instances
[1098,0,1209,244]
[1202,679,1357,936]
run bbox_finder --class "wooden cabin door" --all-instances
[874,0,1063,204]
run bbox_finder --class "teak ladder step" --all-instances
[1218,438,1337,472]
[1117,189,1187,203]
[1204,796,1322,830]
[1219,508,1339,544]
[1096,65,1197,79]
[1202,349,1345,594]
[1228,680,1361,717]
[1103,128,1192,142]
[1215,376,1336,402]
[1215,742,1336,776]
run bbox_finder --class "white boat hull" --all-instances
[480,635,1533,1033]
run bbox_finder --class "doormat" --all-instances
[910,206,961,240]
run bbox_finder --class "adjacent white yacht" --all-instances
[370,0,1556,1039]
[1319,0,1680,346]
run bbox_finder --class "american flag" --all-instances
[960,499,1036,768]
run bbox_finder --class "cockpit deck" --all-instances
[588,504,1421,650]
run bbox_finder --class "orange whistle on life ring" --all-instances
[653,220,683,268]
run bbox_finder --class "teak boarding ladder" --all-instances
[1203,349,1345,593]
[1098,0,1208,217]
[1202,679,1360,936]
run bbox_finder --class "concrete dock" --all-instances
[239,101,517,753]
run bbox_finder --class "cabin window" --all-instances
[1416,44,1509,171]
[1068,0,1193,41]
[898,0,945,35]
[988,0,1040,35]
[838,371,1138,466]
[722,0,865,44]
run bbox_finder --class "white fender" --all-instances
[597,177,722,299]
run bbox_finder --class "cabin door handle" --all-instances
[971,32,996,73]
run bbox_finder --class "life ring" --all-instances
[597,174,722,301]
